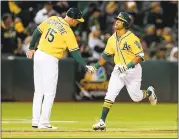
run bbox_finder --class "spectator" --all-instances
[8,1,29,40]
[126,1,144,27]
[161,27,173,43]
[143,24,162,48]
[147,2,164,29]
[103,1,118,34]
[153,47,167,60]
[80,44,91,58]
[8,1,36,31]
[140,39,150,60]
[76,33,91,58]
[88,7,101,30]
[78,2,98,41]
[34,2,59,25]
[169,47,178,62]
[161,1,178,28]
[1,13,22,55]
[88,26,105,59]
[53,1,69,18]
[14,17,28,41]
[1,1,178,61]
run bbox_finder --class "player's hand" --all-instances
[86,65,96,73]
[118,65,128,73]
[26,49,35,59]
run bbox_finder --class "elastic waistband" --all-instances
[114,63,140,69]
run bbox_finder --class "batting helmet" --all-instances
[66,8,84,22]
[115,12,131,29]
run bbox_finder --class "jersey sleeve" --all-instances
[64,29,79,52]
[37,19,47,33]
[104,38,114,56]
[131,38,145,60]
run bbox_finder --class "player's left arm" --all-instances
[127,38,144,69]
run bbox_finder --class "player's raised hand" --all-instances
[86,65,96,74]
[118,65,128,73]
[26,49,35,59]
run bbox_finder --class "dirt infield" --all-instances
[2,129,177,135]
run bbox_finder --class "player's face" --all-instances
[71,19,80,27]
[114,20,124,30]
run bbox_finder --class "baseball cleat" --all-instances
[38,125,58,129]
[32,125,38,128]
[148,86,157,105]
[92,119,106,131]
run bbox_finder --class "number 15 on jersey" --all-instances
[45,28,57,43]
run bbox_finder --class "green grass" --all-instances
[1,102,178,138]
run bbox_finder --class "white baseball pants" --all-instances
[32,49,58,126]
[105,64,143,102]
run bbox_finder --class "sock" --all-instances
[142,90,152,99]
[100,99,113,122]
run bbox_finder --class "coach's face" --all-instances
[114,19,124,30]
[71,19,80,27]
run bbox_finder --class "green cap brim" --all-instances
[115,17,127,23]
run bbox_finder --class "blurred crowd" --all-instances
[1,1,178,62]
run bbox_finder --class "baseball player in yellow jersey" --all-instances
[26,8,94,129]
[87,12,157,131]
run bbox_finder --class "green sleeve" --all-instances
[94,53,112,69]
[102,53,112,61]
[70,50,87,67]
[29,28,42,50]
[127,61,135,69]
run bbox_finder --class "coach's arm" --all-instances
[70,50,96,72]
[26,28,42,59]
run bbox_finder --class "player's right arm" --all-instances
[93,38,114,70]
[26,27,42,59]
[26,20,46,59]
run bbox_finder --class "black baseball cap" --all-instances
[66,8,84,22]
[115,12,131,24]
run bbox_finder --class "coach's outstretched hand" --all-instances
[86,65,96,73]
[26,49,35,59]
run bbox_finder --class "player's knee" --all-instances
[44,93,56,98]
[34,91,43,96]
[131,96,142,102]
[104,93,117,103]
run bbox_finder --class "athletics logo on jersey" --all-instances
[122,42,130,50]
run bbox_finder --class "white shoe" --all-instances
[148,86,157,105]
[38,125,58,129]
[92,119,106,131]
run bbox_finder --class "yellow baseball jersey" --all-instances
[104,30,144,65]
[37,16,79,59]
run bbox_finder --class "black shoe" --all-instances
[32,125,38,128]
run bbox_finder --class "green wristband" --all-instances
[94,62,101,69]
[127,61,135,69]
